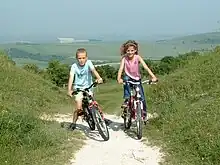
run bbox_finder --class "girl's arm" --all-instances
[138,55,157,79]
[117,57,125,83]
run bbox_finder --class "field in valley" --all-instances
[0,32,218,68]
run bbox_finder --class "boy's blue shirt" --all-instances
[70,60,94,89]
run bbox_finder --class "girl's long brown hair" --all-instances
[120,40,139,56]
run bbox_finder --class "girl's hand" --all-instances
[117,78,123,84]
[151,76,158,82]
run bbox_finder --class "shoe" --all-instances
[121,110,125,119]
[121,103,127,109]
[100,111,104,120]
[121,99,129,108]
[143,117,148,125]
[121,107,128,119]
[68,123,76,130]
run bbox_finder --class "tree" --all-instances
[46,60,69,87]
[23,64,40,74]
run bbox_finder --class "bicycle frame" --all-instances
[73,82,99,113]
[124,79,157,119]
[126,83,144,119]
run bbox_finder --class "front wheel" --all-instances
[123,107,132,129]
[84,108,95,130]
[136,102,143,140]
[91,105,109,141]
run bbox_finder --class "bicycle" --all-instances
[122,79,158,140]
[72,82,110,141]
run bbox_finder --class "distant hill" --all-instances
[155,32,220,45]
[168,32,220,44]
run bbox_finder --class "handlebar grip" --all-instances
[72,91,77,95]
[149,79,158,84]
[72,89,80,95]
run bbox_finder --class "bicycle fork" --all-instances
[133,100,144,119]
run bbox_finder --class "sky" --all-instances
[0,0,220,40]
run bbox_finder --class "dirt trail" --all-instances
[42,113,163,165]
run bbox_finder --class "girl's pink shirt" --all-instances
[124,55,141,80]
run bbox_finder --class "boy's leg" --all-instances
[138,83,147,121]
[69,92,83,130]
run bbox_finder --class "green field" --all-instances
[13,58,49,68]
[1,32,219,68]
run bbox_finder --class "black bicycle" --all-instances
[122,79,158,140]
[72,82,109,141]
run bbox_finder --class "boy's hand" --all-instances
[117,78,123,84]
[67,90,73,97]
[96,78,103,84]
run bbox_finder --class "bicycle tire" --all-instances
[136,102,143,140]
[84,107,95,131]
[91,105,109,141]
[123,106,132,129]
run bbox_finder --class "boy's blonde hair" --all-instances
[75,48,87,58]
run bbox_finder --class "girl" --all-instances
[117,40,157,121]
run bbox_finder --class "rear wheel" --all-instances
[91,105,109,141]
[136,102,143,140]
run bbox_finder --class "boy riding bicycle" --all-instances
[67,48,103,130]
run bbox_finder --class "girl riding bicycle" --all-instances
[117,40,157,121]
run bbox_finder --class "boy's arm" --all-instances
[92,68,102,80]
[88,60,102,82]
[67,65,75,96]
[138,55,157,79]
[117,57,125,82]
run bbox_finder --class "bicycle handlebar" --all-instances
[72,81,99,95]
[123,79,158,85]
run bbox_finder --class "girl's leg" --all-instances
[122,75,131,106]
[121,75,131,118]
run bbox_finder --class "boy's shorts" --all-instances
[74,90,94,102]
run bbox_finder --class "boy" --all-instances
[67,48,103,130]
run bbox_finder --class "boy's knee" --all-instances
[74,108,83,116]
[77,109,83,116]
[74,92,83,102]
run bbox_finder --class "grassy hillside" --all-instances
[143,50,220,164]
[0,51,84,165]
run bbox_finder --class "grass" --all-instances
[0,51,85,165]
[59,80,124,115]
[94,80,123,115]
[143,50,220,165]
